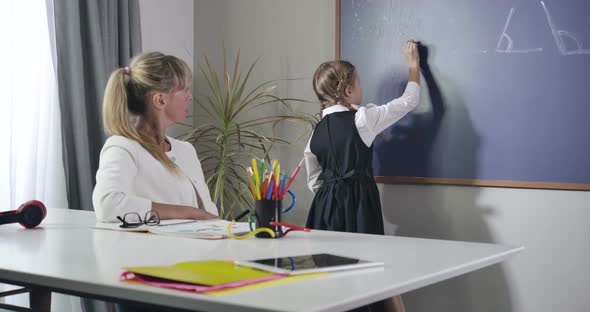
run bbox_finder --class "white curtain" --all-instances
[0,0,71,309]
[0,0,68,210]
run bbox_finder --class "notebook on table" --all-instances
[120,260,324,295]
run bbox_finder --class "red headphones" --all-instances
[0,200,47,229]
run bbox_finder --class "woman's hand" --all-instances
[152,202,219,220]
[190,208,219,220]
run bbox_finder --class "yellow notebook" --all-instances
[126,260,274,286]
[209,273,327,296]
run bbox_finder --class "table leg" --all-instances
[29,287,51,312]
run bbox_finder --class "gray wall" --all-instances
[140,0,195,137]
[193,1,590,312]
[381,184,590,312]
[194,0,333,225]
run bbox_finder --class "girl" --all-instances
[93,52,219,224]
[304,40,420,312]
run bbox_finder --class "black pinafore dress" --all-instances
[306,111,384,235]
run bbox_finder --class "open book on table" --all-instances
[94,219,250,239]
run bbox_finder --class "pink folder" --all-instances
[120,271,287,293]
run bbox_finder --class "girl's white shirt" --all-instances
[304,81,420,193]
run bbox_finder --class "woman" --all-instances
[93,51,219,224]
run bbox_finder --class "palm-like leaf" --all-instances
[182,51,316,218]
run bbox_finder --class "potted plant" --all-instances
[182,50,317,219]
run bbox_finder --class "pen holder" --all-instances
[254,200,283,238]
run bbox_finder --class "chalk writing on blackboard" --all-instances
[496,1,589,55]
[541,1,590,55]
[496,7,543,53]
[348,0,589,57]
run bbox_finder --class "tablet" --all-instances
[235,253,383,275]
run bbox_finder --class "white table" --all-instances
[0,209,523,312]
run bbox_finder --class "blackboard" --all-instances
[338,0,590,190]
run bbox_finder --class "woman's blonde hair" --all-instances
[102,51,192,172]
[312,60,356,115]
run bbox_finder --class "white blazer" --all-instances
[92,135,218,222]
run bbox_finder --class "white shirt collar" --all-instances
[322,104,360,117]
